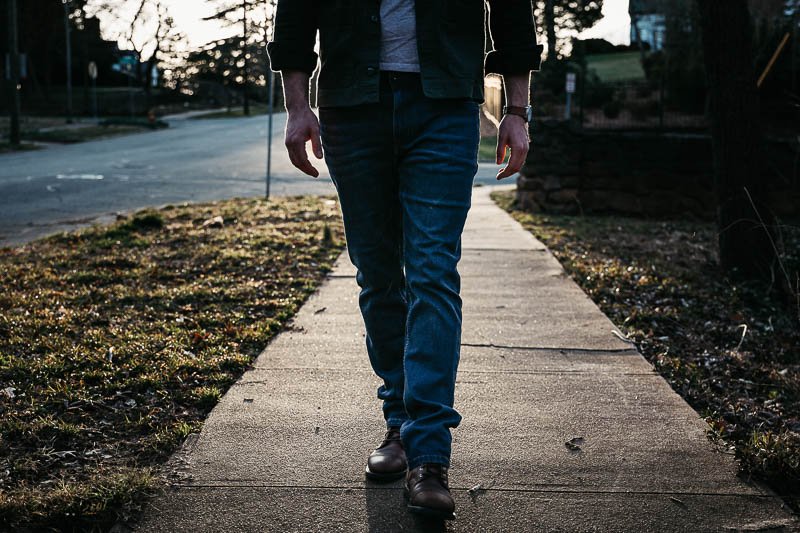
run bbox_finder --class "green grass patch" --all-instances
[492,189,800,511]
[22,124,152,144]
[100,117,168,129]
[0,195,345,529]
[0,142,41,154]
[192,105,272,119]
[585,51,646,83]
[479,136,500,163]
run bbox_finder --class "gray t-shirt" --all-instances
[380,0,421,72]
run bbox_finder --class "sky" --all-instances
[578,0,632,45]
[90,0,631,57]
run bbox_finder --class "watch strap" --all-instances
[503,105,531,122]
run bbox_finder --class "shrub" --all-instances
[627,99,661,121]
[602,100,622,119]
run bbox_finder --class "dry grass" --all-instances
[493,189,800,511]
[0,195,345,530]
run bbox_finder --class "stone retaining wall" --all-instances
[516,121,799,219]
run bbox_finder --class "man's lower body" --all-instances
[319,71,480,520]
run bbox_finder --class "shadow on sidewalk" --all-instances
[364,482,448,532]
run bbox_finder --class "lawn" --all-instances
[0,142,41,154]
[0,196,345,529]
[1,116,168,146]
[191,105,272,119]
[585,51,646,83]
[21,124,155,144]
[0,116,67,138]
[492,190,800,511]
[479,135,499,162]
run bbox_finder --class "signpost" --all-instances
[88,61,98,119]
[266,70,275,199]
[565,72,577,120]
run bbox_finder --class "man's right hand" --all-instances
[285,106,323,178]
[280,71,322,178]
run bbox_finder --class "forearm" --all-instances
[282,71,311,112]
[503,73,531,107]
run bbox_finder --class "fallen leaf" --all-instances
[201,215,224,229]
[565,436,584,452]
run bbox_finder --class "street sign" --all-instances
[566,72,577,94]
[88,61,98,80]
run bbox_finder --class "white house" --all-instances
[629,0,667,51]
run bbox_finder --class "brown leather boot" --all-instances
[365,428,407,482]
[405,463,456,520]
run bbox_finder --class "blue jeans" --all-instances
[319,71,480,469]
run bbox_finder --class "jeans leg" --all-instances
[319,99,409,428]
[389,76,481,468]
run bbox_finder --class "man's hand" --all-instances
[285,106,323,178]
[281,71,322,178]
[495,114,529,180]
[496,72,532,180]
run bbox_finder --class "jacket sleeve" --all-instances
[485,0,544,75]
[267,0,318,75]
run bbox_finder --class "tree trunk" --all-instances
[696,0,780,281]
[544,0,556,62]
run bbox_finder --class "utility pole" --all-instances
[7,0,21,146]
[62,0,74,123]
[242,0,250,116]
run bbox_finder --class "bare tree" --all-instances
[204,0,261,115]
[88,0,184,94]
[535,0,603,60]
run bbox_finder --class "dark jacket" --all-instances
[267,0,543,107]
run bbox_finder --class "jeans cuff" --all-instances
[386,417,409,429]
[407,454,451,469]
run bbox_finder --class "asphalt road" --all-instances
[0,112,507,246]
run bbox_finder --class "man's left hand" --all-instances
[495,114,530,180]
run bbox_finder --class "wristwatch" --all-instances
[503,105,532,123]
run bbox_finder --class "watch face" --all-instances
[526,106,533,122]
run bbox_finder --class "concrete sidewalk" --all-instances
[133,186,796,532]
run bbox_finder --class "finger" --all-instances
[496,143,528,180]
[287,141,319,178]
[496,164,513,180]
[506,142,528,174]
[310,125,323,159]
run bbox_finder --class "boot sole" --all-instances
[406,504,456,521]
[364,466,407,482]
[404,488,456,521]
